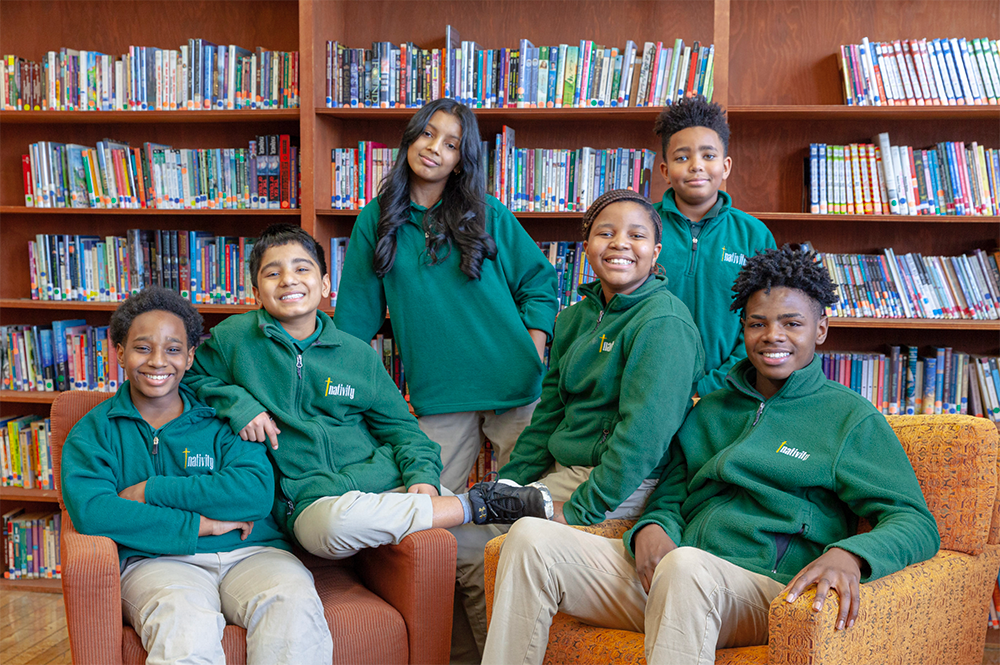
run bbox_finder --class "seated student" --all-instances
[451,188,705,660]
[60,287,334,665]
[184,224,550,563]
[652,94,776,395]
[483,245,940,665]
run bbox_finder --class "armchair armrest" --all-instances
[767,548,1000,665]
[60,511,125,665]
[355,528,457,665]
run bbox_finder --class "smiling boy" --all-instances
[60,287,332,665]
[184,224,552,563]
[483,245,939,665]
[653,95,776,395]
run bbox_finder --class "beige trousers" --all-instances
[417,400,539,493]
[482,519,786,665]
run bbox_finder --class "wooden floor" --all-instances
[0,591,71,665]
[1,589,998,665]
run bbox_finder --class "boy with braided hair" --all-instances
[484,245,939,665]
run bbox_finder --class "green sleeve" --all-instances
[332,201,388,343]
[563,315,703,525]
[361,355,443,490]
[185,331,268,435]
[697,327,747,395]
[623,441,689,556]
[145,425,274,522]
[60,413,201,555]
[823,413,940,582]
[490,200,558,340]
[497,315,567,484]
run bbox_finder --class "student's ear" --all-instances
[659,160,670,185]
[321,273,332,298]
[252,285,260,302]
[582,239,589,255]
[650,243,662,270]
[185,345,195,370]
[816,314,829,345]
[116,343,125,362]
[721,154,733,181]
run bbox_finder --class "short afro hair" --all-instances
[730,245,839,318]
[109,286,204,349]
[582,188,662,244]
[654,94,730,158]
[249,224,327,288]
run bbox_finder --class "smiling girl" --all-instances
[333,98,558,494]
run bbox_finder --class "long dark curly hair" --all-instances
[373,98,496,280]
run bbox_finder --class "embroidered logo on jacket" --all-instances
[720,246,747,266]
[776,441,810,461]
[183,448,216,470]
[598,334,615,353]
[325,378,356,399]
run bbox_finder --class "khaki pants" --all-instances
[120,546,332,665]
[482,519,785,665]
[451,464,657,663]
[293,488,449,560]
[418,400,539,494]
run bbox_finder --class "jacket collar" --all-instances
[659,188,732,227]
[578,273,668,313]
[106,382,214,424]
[254,308,342,348]
[726,354,828,401]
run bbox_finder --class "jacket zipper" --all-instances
[592,309,605,332]
[686,234,699,275]
[751,401,765,427]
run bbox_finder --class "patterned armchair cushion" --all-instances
[886,415,998,555]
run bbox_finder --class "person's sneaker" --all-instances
[468,478,553,525]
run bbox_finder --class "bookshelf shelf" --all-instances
[0,390,62,404]
[0,486,59,501]
[752,212,1000,225]
[728,105,1000,121]
[0,110,300,125]
[0,206,301,216]
[0,298,265,314]
[828,318,1000,331]
[0,577,62,594]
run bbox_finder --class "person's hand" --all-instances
[239,411,281,450]
[407,483,439,496]
[528,328,547,363]
[118,480,147,503]
[784,547,864,630]
[633,524,677,593]
[551,501,567,524]
[199,516,254,540]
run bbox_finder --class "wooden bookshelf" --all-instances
[1,0,997,591]
[0,577,62,594]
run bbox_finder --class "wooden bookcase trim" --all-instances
[317,107,665,121]
[728,105,1000,121]
[0,577,62,593]
[0,486,59,501]
[0,110,300,125]
[0,206,301,216]
[753,212,1000,225]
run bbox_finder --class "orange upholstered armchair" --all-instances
[52,390,456,665]
[485,414,1000,665]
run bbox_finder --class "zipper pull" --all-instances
[152,435,159,456]
[751,402,765,427]
[593,309,605,332]
[296,354,303,379]
[692,237,698,251]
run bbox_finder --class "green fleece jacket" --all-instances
[333,196,558,416]
[500,274,705,525]
[654,189,776,395]
[625,356,940,585]
[60,384,287,563]
[184,309,442,531]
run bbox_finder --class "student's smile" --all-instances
[118,310,194,407]
[659,125,732,217]
[407,110,462,191]
[253,242,331,339]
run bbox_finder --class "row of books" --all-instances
[839,37,1000,106]
[492,127,656,212]
[2,42,299,111]
[815,248,1000,320]
[371,333,407,397]
[2,321,123,394]
[806,135,997,216]
[326,26,714,109]
[0,416,54,490]
[27,232,259,305]
[538,241,599,311]
[331,144,399,210]
[819,349,1000,422]
[329,237,350,307]
[465,440,499,489]
[3,508,61,580]
[23,135,299,210]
